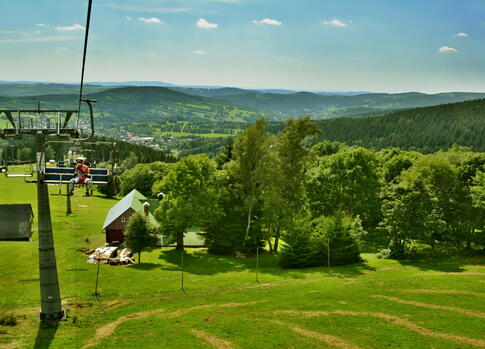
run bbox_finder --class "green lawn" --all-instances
[0,176,484,348]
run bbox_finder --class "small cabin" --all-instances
[0,204,34,241]
[102,189,159,244]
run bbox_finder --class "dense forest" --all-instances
[119,117,485,267]
[174,99,485,157]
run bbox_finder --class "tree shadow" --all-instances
[158,248,376,278]
[33,321,59,349]
[396,255,485,273]
[130,263,160,270]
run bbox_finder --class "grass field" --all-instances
[0,175,484,348]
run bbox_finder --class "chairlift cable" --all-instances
[78,0,94,113]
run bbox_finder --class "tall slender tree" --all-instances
[230,119,271,245]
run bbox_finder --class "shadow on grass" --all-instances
[157,248,376,278]
[33,321,58,349]
[130,263,160,270]
[397,255,485,273]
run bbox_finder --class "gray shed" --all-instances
[0,204,34,241]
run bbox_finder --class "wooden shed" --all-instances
[102,189,158,244]
[0,204,34,241]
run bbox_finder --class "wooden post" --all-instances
[256,247,259,283]
[94,254,100,297]
[181,249,184,291]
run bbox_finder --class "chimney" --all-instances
[143,202,150,216]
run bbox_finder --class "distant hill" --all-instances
[2,82,485,121]
[0,83,113,97]
[169,87,250,98]
[311,98,485,152]
[0,86,263,122]
[87,81,177,87]
[214,91,485,119]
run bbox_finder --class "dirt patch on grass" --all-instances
[163,305,211,318]
[65,302,93,309]
[244,283,273,289]
[275,309,485,347]
[204,311,224,324]
[292,326,361,349]
[399,289,485,297]
[190,329,235,349]
[82,308,165,349]
[219,301,258,308]
[162,301,260,319]
[373,295,485,319]
[270,319,360,348]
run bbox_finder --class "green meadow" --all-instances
[0,175,484,348]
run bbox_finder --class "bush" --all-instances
[312,214,364,266]
[279,214,364,268]
[96,174,121,198]
[279,217,315,269]
[376,248,392,259]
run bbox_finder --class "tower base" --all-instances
[39,309,66,321]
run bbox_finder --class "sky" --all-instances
[0,0,484,93]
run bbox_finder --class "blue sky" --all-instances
[0,0,484,93]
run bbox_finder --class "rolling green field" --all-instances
[0,175,484,348]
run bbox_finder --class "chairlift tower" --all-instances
[0,103,95,320]
[0,0,95,321]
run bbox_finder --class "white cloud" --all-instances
[126,16,133,21]
[453,32,469,37]
[194,50,207,55]
[138,17,162,24]
[252,18,282,26]
[322,19,348,27]
[197,18,218,29]
[0,36,79,44]
[438,46,458,54]
[55,24,85,32]
[36,24,50,27]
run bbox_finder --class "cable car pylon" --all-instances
[0,0,95,321]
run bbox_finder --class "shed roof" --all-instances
[102,189,158,230]
[0,204,34,239]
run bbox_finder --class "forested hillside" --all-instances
[312,99,485,152]
[2,83,485,122]
[215,91,485,119]
[175,99,485,157]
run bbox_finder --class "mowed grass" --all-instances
[0,175,484,348]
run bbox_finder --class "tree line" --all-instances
[119,117,485,267]
[0,136,174,166]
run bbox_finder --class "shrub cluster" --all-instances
[279,214,363,268]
